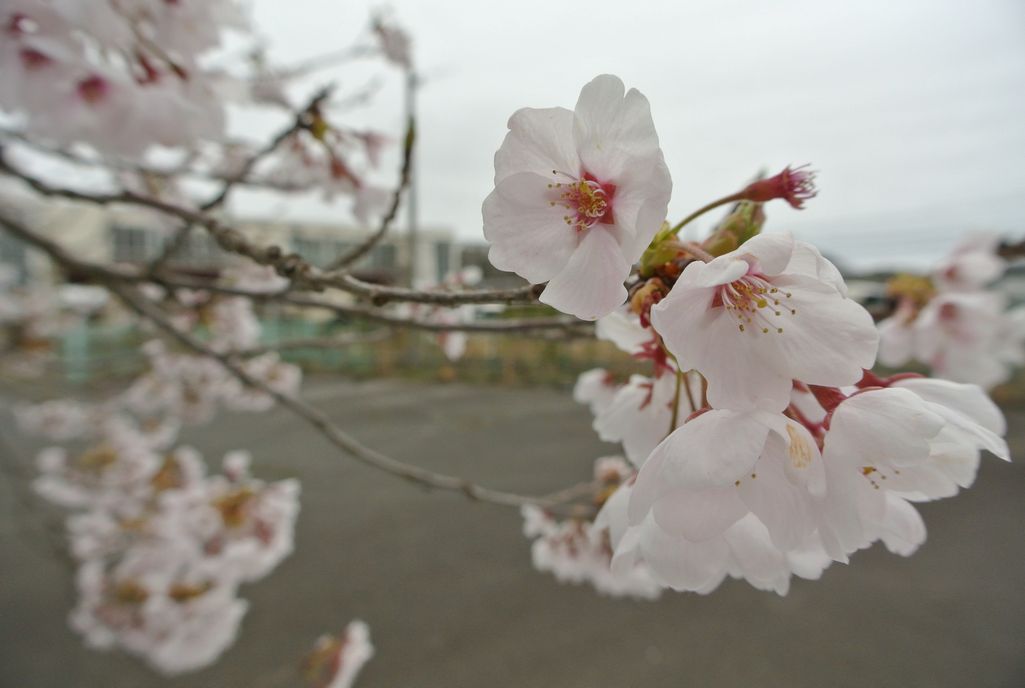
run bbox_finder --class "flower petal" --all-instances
[572,75,661,181]
[539,225,630,320]
[494,107,578,183]
[482,171,578,284]
[736,231,795,277]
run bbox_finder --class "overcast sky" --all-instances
[239,0,1025,271]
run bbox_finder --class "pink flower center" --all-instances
[547,170,616,232]
[19,48,51,70]
[712,273,795,334]
[77,76,110,104]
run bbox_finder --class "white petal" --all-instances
[876,495,927,557]
[494,107,578,183]
[651,486,747,541]
[637,517,729,592]
[539,226,630,320]
[785,239,848,296]
[769,274,879,387]
[596,308,650,355]
[723,515,792,595]
[572,75,661,181]
[877,315,915,367]
[893,377,1006,435]
[649,410,771,489]
[736,231,795,276]
[483,171,578,284]
[826,389,945,469]
[736,453,811,551]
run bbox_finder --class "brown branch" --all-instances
[147,278,584,335]
[201,86,335,212]
[0,208,598,511]
[319,274,541,306]
[145,87,335,275]
[107,281,593,510]
[998,237,1025,260]
[0,208,582,340]
[0,152,545,307]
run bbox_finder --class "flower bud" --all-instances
[704,200,766,256]
[740,165,817,209]
[638,222,685,278]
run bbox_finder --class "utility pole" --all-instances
[404,69,419,287]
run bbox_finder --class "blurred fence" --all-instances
[33,317,635,390]
[15,315,1025,405]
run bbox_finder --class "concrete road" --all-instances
[1,379,1023,688]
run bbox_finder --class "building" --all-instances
[2,191,464,288]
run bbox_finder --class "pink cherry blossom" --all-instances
[483,74,672,320]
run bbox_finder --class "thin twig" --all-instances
[0,212,581,336]
[145,87,335,275]
[0,153,545,306]
[108,281,595,510]
[323,113,414,271]
[0,210,597,511]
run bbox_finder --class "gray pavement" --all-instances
[1,379,1023,688]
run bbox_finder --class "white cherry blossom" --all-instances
[933,232,1006,292]
[651,232,878,411]
[483,74,672,320]
[593,372,681,468]
[573,368,621,417]
[304,620,375,688]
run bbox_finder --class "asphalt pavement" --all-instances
[1,379,1023,688]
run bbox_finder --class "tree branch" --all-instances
[107,280,594,510]
[323,113,414,271]
[0,151,545,306]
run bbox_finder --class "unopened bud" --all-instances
[704,200,765,256]
[639,222,685,278]
[740,165,817,209]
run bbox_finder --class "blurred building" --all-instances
[5,198,474,287]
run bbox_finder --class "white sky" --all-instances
[239,0,1025,271]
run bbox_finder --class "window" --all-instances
[111,226,158,263]
[0,231,27,284]
[435,241,451,282]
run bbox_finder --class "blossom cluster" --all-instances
[22,410,301,675]
[14,267,305,673]
[520,456,661,600]
[1,0,247,157]
[877,233,1025,389]
[487,75,1012,596]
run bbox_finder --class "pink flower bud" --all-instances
[741,165,817,209]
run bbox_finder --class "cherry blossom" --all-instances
[651,232,878,411]
[573,368,621,417]
[303,620,375,688]
[932,232,1007,292]
[0,0,247,157]
[69,543,248,675]
[813,384,1007,559]
[593,373,681,468]
[910,291,1009,388]
[483,74,673,320]
[627,409,826,557]
[14,398,97,441]
[521,457,661,600]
